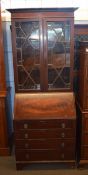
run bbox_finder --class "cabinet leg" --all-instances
[70,162,77,169]
[16,163,23,170]
[77,161,88,169]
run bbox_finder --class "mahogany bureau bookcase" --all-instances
[8,8,77,169]
[76,41,88,167]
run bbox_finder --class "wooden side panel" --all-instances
[77,49,85,109]
[0,97,9,155]
[78,42,88,110]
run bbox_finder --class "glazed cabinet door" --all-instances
[12,19,43,92]
[12,17,74,92]
[44,18,74,91]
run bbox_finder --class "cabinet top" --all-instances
[7,7,78,14]
[79,41,88,45]
[79,41,88,53]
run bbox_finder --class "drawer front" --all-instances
[15,149,75,161]
[81,146,88,159]
[82,133,88,145]
[15,129,75,139]
[15,139,75,150]
[85,97,88,110]
[82,117,88,131]
[14,119,75,130]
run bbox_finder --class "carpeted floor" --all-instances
[0,156,88,175]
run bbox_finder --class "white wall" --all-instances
[1,0,88,22]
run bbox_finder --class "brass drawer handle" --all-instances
[61,123,65,128]
[61,153,64,159]
[86,48,88,52]
[86,67,88,79]
[25,143,29,148]
[24,133,28,139]
[61,142,65,148]
[25,154,30,159]
[24,123,28,129]
[61,132,65,138]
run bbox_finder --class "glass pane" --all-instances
[15,21,40,90]
[47,21,71,90]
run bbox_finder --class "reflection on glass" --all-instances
[47,21,71,89]
[15,21,40,90]
[47,21,70,89]
[29,29,39,49]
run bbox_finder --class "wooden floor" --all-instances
[0,156,88,174]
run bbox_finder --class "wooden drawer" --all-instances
[15,149,75,161]
[85,94,88,109]
[82,133,88,145]
[15,138,75,150]
[81,146,88,159]
[82,117,88,131]
[14,119,75,130]
[15,128,75,139]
